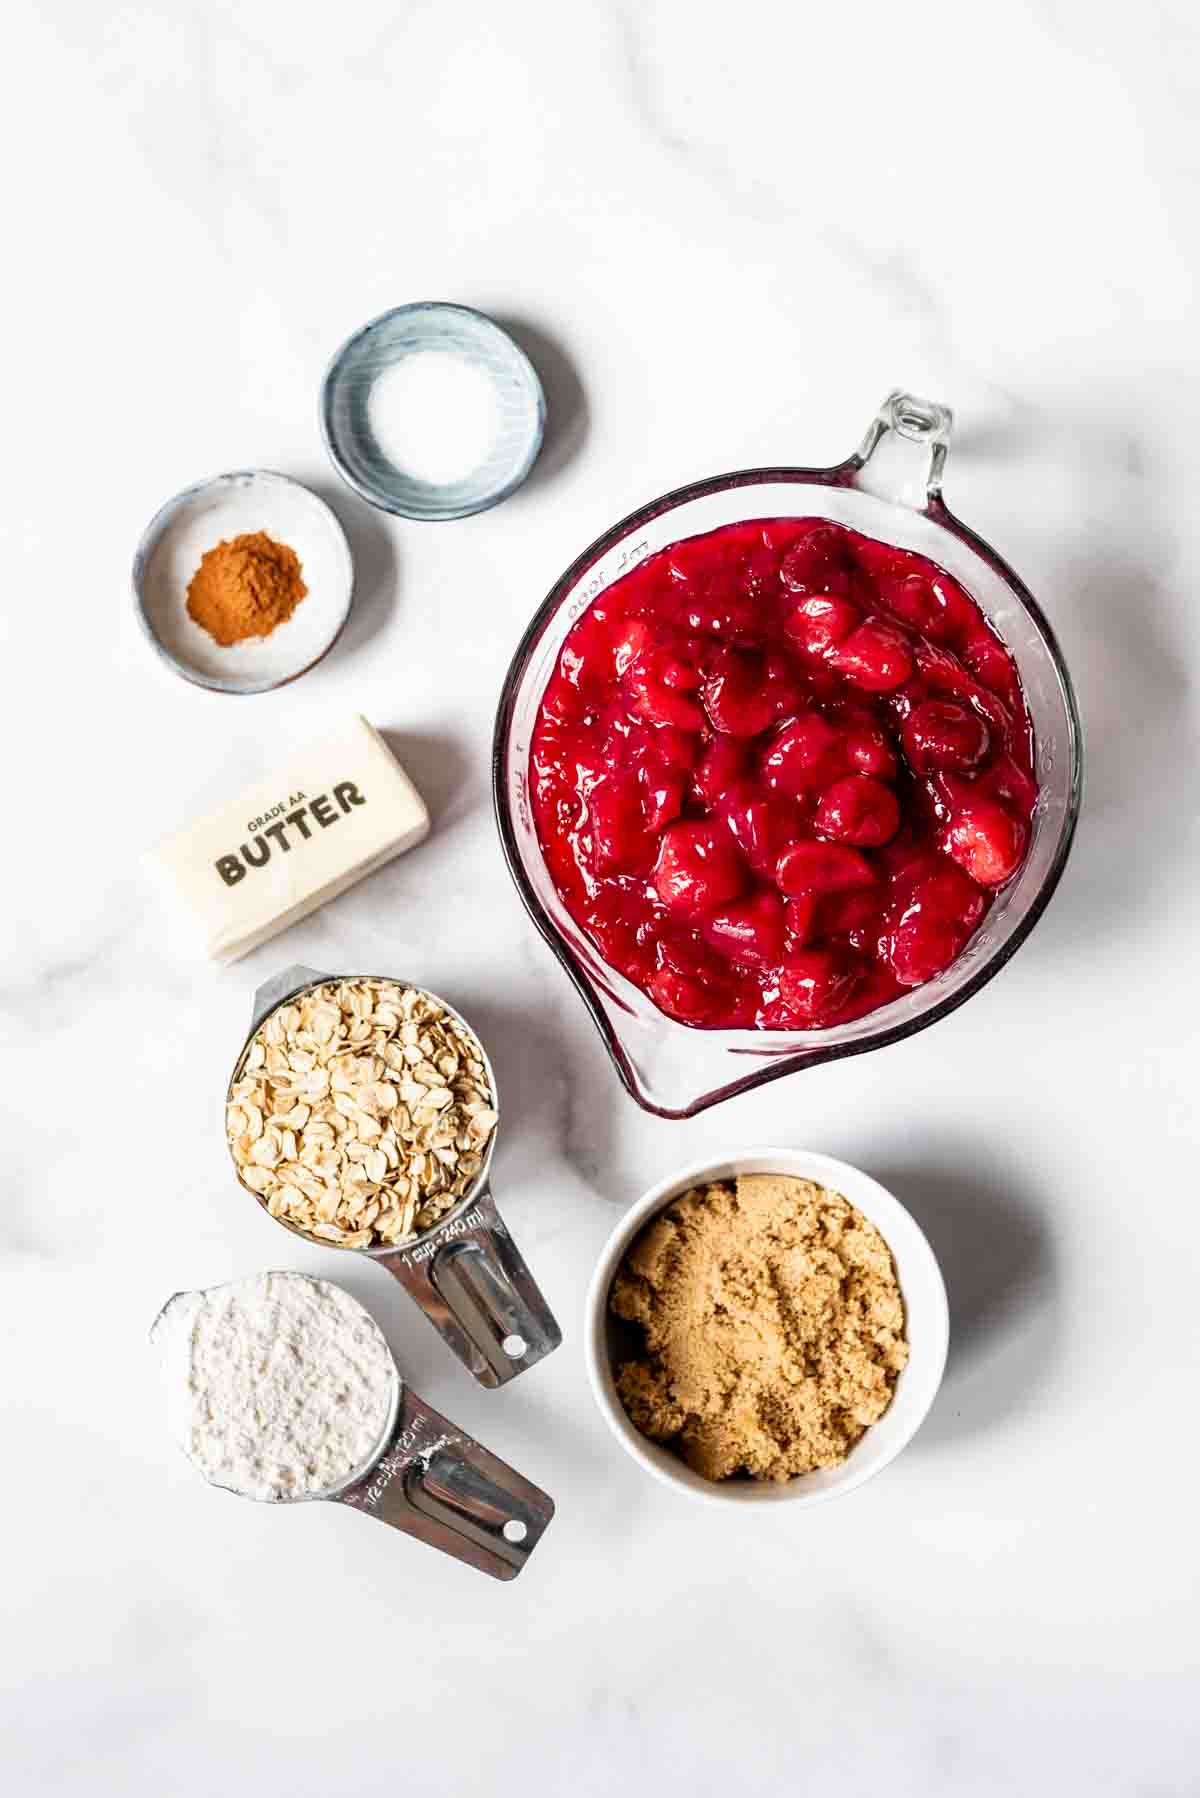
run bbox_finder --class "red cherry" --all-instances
[877,571,972,642]
[817,887,883,955]
[718,781,797,876]
[929,574,975,639]
[776,839,876,896]
[582,888,651,979]
[588,778,647,875]
[832,620,914,692]
[651,929,741,1021]
[962,629,1020,703]
[644,726,701,775]
[762,649,809,718]
[648,965,722,1024]
[658,653,701,691]
[702,891,786,967]
[783,593,861,657]
[738,548,780,602]
[901,700,990,773]
[976,751,1038,817]
[692,736,749,804]
[653,821,745,915]
[778,946,861,1024]
[654,930,717,983]
[883,857,987,986]
[922,766,977,823]
[666,537,721,585]
[887,915,964,986]
[802,659,846,708]
[851,534,901,578]
[814,775,901,847]
[611,616,653,676]
[559,606,624,701]
[625,659,706,731]
[784,893,820,946]
[683,571,761,641]
[637,763,685,831]
[780,526,851,595]
[943,799,1027,886]
[841,715,899,779]
[760,712,843,796]
[538,676,584,729]
[701,648,777,737]
[911,640,1012,739]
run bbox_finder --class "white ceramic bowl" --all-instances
[133,470,354,694]
[585,1149,949,1508]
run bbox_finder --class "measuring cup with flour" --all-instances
[226,966,562,1388]
[151,1271,554,1580]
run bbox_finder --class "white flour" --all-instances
[153,1271,398,1501]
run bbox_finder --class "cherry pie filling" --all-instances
[530,518,1037,1029]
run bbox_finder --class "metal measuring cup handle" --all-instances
[337,1386,554,1580]
[376,1186,562,1387]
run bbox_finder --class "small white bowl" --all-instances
[585,1149,949,1508]
[133,470,354,694]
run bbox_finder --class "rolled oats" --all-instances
[228,979,497,1250]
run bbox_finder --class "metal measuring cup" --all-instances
[227,964,562,1387]
[151,1277,554,1581]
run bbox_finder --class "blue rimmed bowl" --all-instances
[320,302,545,522]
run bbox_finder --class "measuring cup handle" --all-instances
[337,1387,554,1581]
[247,962,329,1035]
[376,1186,562,1387]
[851,390,954,508]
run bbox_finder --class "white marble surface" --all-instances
[4,2,1200,1792]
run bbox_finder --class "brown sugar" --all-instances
[610,1173,909,1483]
[186,531,307,647]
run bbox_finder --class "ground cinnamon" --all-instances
[186,531,307,647]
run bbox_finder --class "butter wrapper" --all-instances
[148,716,429,963]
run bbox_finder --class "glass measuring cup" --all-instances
[151,1275,553,1581]
[493,390,1083,1118]
[226,965,562,1387]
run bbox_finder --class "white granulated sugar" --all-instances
[367,350,500,485]
[155,1271,398,1502]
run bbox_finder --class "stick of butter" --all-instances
[148,716,430,963]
